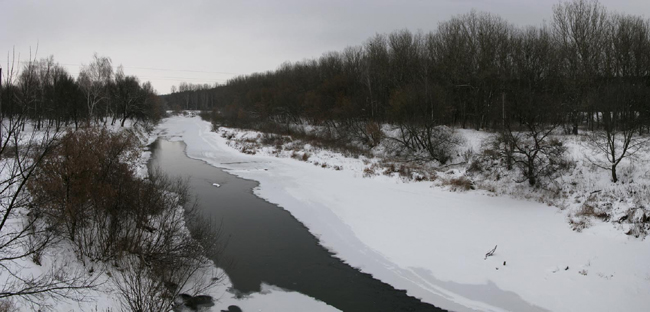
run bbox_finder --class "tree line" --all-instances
[165,0,650,138]
[1,52,165,130]
[0,52,212,309]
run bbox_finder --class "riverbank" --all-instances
[0,119,340,311]
[159,115,650,312]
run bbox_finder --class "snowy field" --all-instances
[156,115,650,312]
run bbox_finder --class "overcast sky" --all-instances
[2,0,650,94]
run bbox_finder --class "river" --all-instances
[149,139,444,311]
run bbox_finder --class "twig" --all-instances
[484,245,497,260]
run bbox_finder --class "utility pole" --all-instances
[502,91,505,130]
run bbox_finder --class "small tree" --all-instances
[389,84,461,164]
[586,82,649,182]
[114,67,145,127]
[499,89,569,186]
[501,124,568,186]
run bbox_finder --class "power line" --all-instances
[134,75,229,82]
[55,63,239,75]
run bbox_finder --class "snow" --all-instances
[156,115,650,312]
[201,271,338,312]
[0,119,340,312]
[38,265,337,311]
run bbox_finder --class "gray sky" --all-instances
[2,0,650,94]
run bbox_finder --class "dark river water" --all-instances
[149,139,445,312]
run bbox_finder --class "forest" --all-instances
[165,0,650,141]
[1,52,165,130]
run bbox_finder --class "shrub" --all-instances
[363,166,377,178]
[576,201,609,221]
[443,176,475,191]
[364,122,384,148]
[0,300,16,312]
[28,127,224,310]
[481,131,571,187]
[198,110,212,122]
[261,133,285,147]
[392,125,462,164]
[467,159,483,173]
[349,121,384,148]
[383,163,397,176]
[398,165,412,179]
[28,127,140,258]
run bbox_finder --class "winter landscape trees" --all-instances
[0,53,222,309]
[1,0,650,309]
[166,0,650,186]
[2,52,165,129]
[166,0,649,242]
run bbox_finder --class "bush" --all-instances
[364,122,384,148]
[398,165,412,179]
[0,300,16,312]
[346,121,384,148]
[443,176,475,191]
[481,131,571,187]
[576,201,609,221]
[363,166,377,178]
[392,125,462,164]
[28,127,140,259]
[199,110,213,122]
[27,127,224,310]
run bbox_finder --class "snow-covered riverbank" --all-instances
[0,119,339,311]
[159,115,650,312]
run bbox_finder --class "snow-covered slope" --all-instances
[0,120,339,311]
[158,115,650,312]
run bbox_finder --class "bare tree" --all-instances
[78,54,113,124]
[583,13,650,183]
[0,113,96,307]
[113,170,226,311]
[586,83,649,182]
[501,122,568,186]
[553,0,609,134]
[114,66,145,127]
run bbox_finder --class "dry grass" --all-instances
[442,176,475,191]
[363,166,377,178]
[398,165,412,179]
[569,217,591,232]
[0,300,16,312]
[575,202,609,221]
